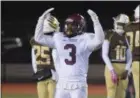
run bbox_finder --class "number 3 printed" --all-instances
[64,44,76,65]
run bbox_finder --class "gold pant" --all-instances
[105,63,128,98]
[132,61,140,98]
[37,78,56,98]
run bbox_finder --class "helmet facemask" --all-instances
[64,21,80,37]
[114,22,125,35]
[64,14,86,38]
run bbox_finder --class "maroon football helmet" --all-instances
[64,14,86,37]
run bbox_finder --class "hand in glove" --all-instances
[87,9,99,23]
[110,69,118,84]
[120,70,128,80]
[38,8,60,33]
[39,7,54,19]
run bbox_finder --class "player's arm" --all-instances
[125,37,132,71]
[31,48,37,73]
[87,9,105,51]
[102,39,114,70]
[125,48,132,71]
[102,32,118,84]
[120,38,132,80]
[120,48,132,79]
[52,49,59,70]
[34,8,59,48]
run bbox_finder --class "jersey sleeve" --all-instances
[125,36,132,70]
[34,17,56,48]
[86,20,105,51]
[85,33,101,51]
[125,47,132,70]
[102,40,114,70]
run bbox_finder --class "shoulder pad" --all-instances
[105,29,114,41]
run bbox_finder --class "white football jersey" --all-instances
[52,49,59,81]
[47,32,99,82]
[34,15,105,83]
[34,12,105,90]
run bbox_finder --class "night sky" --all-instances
[2,1,139,22]
[1,1,140,63]
[2,1,139,32]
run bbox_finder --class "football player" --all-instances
[30,19,59,98]
[34,8,105,98]
[102,14,132,98]
[125,5,140,98]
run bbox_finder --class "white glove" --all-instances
[39,8,54,19]
[87,9,99,23]
[39,8,60,33]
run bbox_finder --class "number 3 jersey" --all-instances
[49,32,99,82]
[125,22,140,61]
[105,29,129,63]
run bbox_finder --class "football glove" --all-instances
[39,7,54,19]
[87,9,99,23]
[32,68,52,81]
[39,8,60,33]
[120,70,128,80]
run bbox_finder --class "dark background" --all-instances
[1,1,139,64]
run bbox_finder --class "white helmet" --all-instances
[113,14,130,34]
[134,5,140,22]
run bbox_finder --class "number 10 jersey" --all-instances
[105,30,129,63]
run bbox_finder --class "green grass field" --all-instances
[2,94,106,98]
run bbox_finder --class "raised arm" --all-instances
[34,8,59,48]
[87,9,105,51]
[31,48,37,73]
